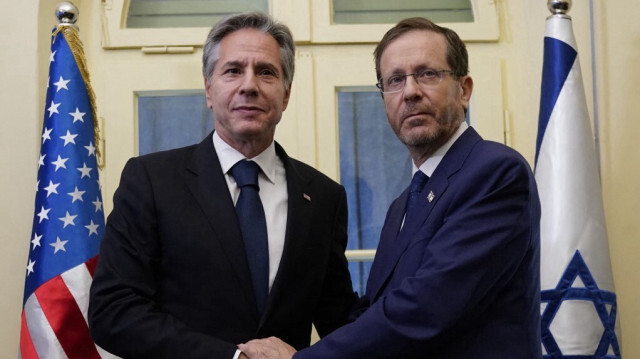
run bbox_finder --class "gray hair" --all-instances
[202,12,295,89]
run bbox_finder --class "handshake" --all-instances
[238,337,297,359]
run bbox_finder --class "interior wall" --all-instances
[0,0,43,354]
[597,0,640,353]
[0,0,637,357]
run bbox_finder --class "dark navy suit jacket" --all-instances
[296,127,542,358]
[88,133,357,358]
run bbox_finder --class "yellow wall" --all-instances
[1,0,638,357]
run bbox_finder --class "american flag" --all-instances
[19,25,110,358]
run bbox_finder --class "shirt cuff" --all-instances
[233,349,242,359]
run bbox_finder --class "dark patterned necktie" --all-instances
[230,160,269,315]
[406,170,429,213]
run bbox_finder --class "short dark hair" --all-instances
[202,12,295,88]
[373,17,468,81]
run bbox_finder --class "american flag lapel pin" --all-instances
[303,193,311,202]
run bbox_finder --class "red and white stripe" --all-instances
[19,257,119,359]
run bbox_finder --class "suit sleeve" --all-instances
[295,152,539,358]
[88,157,237,359]
[311,185,359,336]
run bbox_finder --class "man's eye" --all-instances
[387,75,405,85]
[224,68,240,75]
[419,69,437,78]
[258,69,276,77]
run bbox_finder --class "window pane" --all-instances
[138,91,214,155]
[332,0,473,25]
[338,90,412,294]
[127,0,268,29]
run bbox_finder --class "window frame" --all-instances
[100,0,498,49]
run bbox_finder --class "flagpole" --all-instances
[55,1,79,28]
[588,0,601,176]
[547,0,571,17]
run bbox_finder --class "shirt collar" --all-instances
[213,131,278,184]
[413,121,469,177]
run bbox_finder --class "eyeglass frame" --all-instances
[376,68,457,94]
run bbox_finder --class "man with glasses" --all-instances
[241,17,541,359]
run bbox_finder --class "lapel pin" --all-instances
[303,193,311,202]
[427,191,435,203]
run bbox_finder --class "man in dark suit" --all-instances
[240,17,542,359]
[88,12,357,359]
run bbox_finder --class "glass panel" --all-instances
[127,0,269,29]
[137,91,214,155]
[332,0,473,25]
[338,89,412,294]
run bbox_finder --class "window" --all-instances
[137,90,213,155]
[101,0,498,48]
[338,89,412,294]
[126,0,268,29]
[332,0,474,25]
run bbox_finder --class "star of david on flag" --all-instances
[535,11,621,359]
[19,24,116,358]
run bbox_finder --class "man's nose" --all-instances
[403,74,424,100]
[239,71,259,96]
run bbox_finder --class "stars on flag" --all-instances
[85,220,100,236]
[42,127,52,144]
[58,211,78,228]
[36,206,50,223]
[92,197,103,212]
[31,233,42,250]
[67,186,85,203]
[53,76,70,92]
[60,130,78,146]
[26,40,105,289]
[43,180,60,197]
[50,236,69,254]
[77,163,92,178]
[69,108,85,123]
[26,259,36,276]
[84,141,96,156]
[21,25,108,359]
[47,101,61,117]
[51,155,69,171]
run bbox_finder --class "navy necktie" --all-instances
[230,160,269,315]
[406,170,429,213]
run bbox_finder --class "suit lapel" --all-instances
[367,127,483,301]
[260,143,313,325]
[183,133,258,319]
[365,191,406,299]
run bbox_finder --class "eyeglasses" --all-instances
[376,68,455,94]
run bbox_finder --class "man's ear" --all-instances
[204,77,213,109]
[282,85,291,111]
[459,75,473,111]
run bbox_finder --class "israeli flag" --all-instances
[535,13,622,358]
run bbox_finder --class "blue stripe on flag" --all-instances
[535,36,577,165]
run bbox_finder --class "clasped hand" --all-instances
[238,337,296,359]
